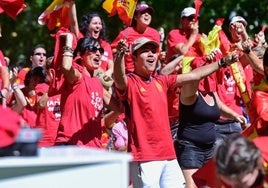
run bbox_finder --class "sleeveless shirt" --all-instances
[178,92,220,145]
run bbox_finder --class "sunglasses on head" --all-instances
[34,52,46,56]
[86,46,104,54]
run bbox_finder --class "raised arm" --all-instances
[61,33,81,84]
[173,21,199,55]
[180,52,240,106]
[10,85,27,114]
[234,24,264,74]
[176,52,239,86]
[113,39,128,91]
[68,1,79,38]
[240,38,264,75]
[9,71,27,113]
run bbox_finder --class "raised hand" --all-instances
[116,39,129,55]
[225,51,239,65]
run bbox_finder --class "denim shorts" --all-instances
[215,121,242,146]
[175,139,214,169]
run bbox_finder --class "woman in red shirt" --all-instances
[55,34,122,147]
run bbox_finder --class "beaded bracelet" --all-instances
[63,46,74,53]
[63,52,74,57]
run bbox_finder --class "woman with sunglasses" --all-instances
[15,45,47,88]
[54,34,123,147]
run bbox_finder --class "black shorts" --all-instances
[175,139,214,169]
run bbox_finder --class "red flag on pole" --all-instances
[38,0,70,30]
[194,0,202,20]
[0,0,26,19]
[102,0,137,26]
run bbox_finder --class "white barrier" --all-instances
[0,146,132,188]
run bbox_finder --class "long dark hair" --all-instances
[79,12,106,40]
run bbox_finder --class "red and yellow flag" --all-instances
[102,0,137,26]
[0,0,26,19]
[38,0,70,30]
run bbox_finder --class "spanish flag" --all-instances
[102,0,137,26]
[38,0,70,30]
[0,0,26,19]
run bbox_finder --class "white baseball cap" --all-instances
[181,7,196,18]
[229,16,247,26]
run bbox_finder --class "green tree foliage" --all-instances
[0,0,267,66]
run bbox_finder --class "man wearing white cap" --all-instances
[165,7,203,144]
[114,37,239,188]
[229,16,248,42]
[166,7,202,62]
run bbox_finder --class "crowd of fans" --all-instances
[0,1,268,188]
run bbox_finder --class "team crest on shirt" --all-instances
[154,81,163,92]
[140,87,146,92]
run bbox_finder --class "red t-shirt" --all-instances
[216,66,242,115]
[253,71,265,87]
[216,36,253,118]
[99,39,113,71]
[55,63,104,148]
[167,85,180,123]
[12,87,38,128]
[253,137,268,163]
[118,73,177,161]
[35,83,61,147]
[167,29,202,61]
[111,26,160,73]
[0,50,6,67]
[0,106,21,147]
[0,50,7,88]
[216,63,252,117]
[166,30,202,122]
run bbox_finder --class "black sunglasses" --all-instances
[182,15,195,21]
[34,52,46,56]
[86,46,104,54]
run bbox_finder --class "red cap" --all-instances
[135,3,154,15]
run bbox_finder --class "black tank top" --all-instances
[177,92,220,145]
